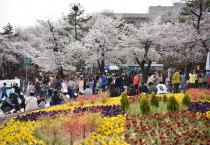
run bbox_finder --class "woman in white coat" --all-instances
[78,77,84,95]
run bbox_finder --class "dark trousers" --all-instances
[102,85,106,91]
[190,83,195,88]
[68,89,74,98]
[1,93,7,99]
[134,84,139,94]
[173,83,180,93]
[195,80,198,88]
[162,75,166,84]
[48,89,52,97]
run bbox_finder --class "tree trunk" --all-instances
[0,67,2,78]
[186,62,193,80]
[35,64,39,76]
[58,66,64,79]
[97,60,105,74]
[135,58,152,83]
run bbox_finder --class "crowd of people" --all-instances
[0,66,209,115]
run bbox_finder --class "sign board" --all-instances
[24,58,31,66]
[0,79,20,88]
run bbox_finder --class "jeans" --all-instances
[68,89,74,98]
[41,91,46,98]
[102,85,106,92]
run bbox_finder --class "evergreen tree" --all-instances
[1,23,13,38]
[63,3,92,40]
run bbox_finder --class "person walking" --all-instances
[172,69,181,93]
[1,82,7,99]
[133,74,139,94]
[101,74,107,91]
[180,71,186,91]
[189,71,196,88]
[78,77,84,95]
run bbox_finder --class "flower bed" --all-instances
[16,105,124,122]
[80,114,128,145]
[188,101,210,113]
[0,97,122,145]
[1,93,210,145]
[0,119,44,145]
[124,110,210,144]
[186,88,210,101]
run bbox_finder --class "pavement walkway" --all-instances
[0,100,50,118]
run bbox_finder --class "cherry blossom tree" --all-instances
[83,14,124,73]
[15,19,84,74]
[121,18,163,83]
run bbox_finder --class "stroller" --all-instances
[1,93,25,114]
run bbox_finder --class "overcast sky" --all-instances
[0,0,176,30]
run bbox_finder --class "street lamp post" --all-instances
[72,4,79,40]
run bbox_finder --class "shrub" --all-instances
[150,92,159,107]
[138,93,145,103]
[182,93,191,107]
[99,92,109,104]
[120,92,130,111]
[77,96,86,106]
[186,88,210,101]
[140,96,151,115]
[163,94,167,103]
[167,96,180,113]
[88,95,98,104]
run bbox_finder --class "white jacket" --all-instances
[25,96,38,112]
[156,84,168,94]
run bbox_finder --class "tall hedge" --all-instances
[120,92,130,111]
[140,96,151,115]
[167,96,180,113]
[150,92,159,107]
[163,94,167,103]
[182,93,191,107]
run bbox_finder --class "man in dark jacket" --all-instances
[139,82,149,94]
[127,84,136,96]
[115,75,122,95]
[50,90,61,105]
